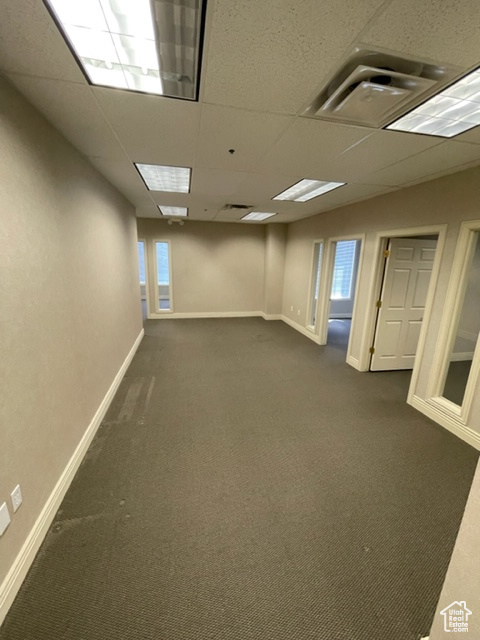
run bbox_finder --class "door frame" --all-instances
[306,238,325,333]
[425,220,480,425]
[137,237,152,319]
[357,224,447,401]
[316,234,365,364]
[152,238,174,315]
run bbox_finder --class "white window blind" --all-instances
[155,242,170,285]
[137,241,146,285]
[331,241,356,300]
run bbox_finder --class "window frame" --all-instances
[307,240,324,331]
[153,239,173,314]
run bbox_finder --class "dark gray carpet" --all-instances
[1,318,478,640]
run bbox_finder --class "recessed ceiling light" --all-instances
[159,206,188,217]
[387,67,480,137]
[273,179,345,202]
[135,164,191,192]
[241,212,277,221]
[44,0,205,99]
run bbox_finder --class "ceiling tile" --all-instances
[196,105,293,172]
[229,173,301,204]
[87,158,153,207]
[255,118,370,177]
[191,167,251,202]
[203,0,388,113]
[7,75,125,161]
[456,126,480,145]
[332,129,444,181]
[363,0,480,67]
[0,1,85,82]
[136,207,162,219]
[94,88,202,166]
[367,140,480,186]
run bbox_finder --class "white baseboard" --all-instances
[409,395,480,450]
[0,328,145,627]
[280,315,322,345]
[147,311,263,319]
[260,312,282,321]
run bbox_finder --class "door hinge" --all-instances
[384,249,390,258]
[369,346,375,354]
[376,300,382,308]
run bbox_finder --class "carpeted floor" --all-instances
[1,318,478,640]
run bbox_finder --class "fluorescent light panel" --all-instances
[387,67,480,137]
[136,164,191,193]
[241,212,276,221]
[46,0,163,94]
[273,179,345,202]
[45,0,204,99]
[159,206,188,217]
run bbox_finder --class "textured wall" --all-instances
[0,78,142,584]
[282,166,480,410]
[264,225,287,316]
[137,219,266,315]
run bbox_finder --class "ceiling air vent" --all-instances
[305,47,460,129]
[222,204,254,210]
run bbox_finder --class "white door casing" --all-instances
[371,238,437,371]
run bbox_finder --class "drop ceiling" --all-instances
[2,0,480,224]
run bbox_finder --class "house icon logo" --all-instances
[440,601,472,632]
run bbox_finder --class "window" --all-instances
[155,241,172,312]
[331,240,357,300]
[308,242,323,328]
[137,241,146,286]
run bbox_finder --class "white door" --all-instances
[370,238,437,371]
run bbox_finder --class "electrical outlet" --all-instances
[297,309,301,316]
[0,502,11,536]
[10,485,22,512]
[290,305,293,311]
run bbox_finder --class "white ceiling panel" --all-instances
[367,141,480,186]
[456,127,480,145]
[229,173,303,205]
[255,118,371,178]
[7,75,125,161]
[196,105,293,172]
[135,206,162,219]
[0,1,85,82]
[3,0,480,225]
[94,88,202,166]
[191,167,251,202]
[363,0,480,68]
[304,182,392,208]
[332,129,444,182]
[87,158,154,207]
[203,0,388,114]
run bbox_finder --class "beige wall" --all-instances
[137,218,266,315]
[0,78,142,587]
[264,225,287,316]
[283,166,480,423]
